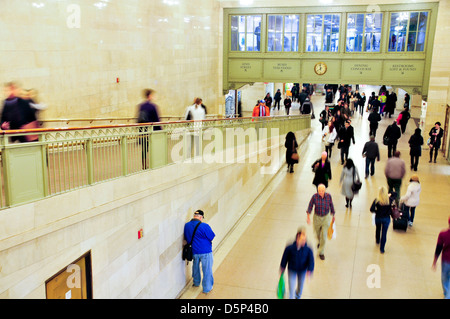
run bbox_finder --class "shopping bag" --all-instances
[277,274,285,299]
[327,219,336,240]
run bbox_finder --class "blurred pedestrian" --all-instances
[368,107,381,137]
[432,216,450,299]
[284,95,292,115]
[340,158,360,208]
[274,89,282,111]
[383,121,401,158]
[280,227,315,299]
[384,151,405,203]
[322,120,337,158]
[285,131,298,173]
[184,210,216,294]
[312,151,332,189]
[338,120,355,165]
[306,184,336,260]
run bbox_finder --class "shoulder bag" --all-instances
[351,167,362,193]
[291,140,299,163]
[182,221,202,263]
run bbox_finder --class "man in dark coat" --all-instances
[383,121,402,158]
[368,108,381,137]
[408,128,423,171]
[338,120,355,165]
[398,107,411,134]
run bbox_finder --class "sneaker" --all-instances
[408,221,413,227]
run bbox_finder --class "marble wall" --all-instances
[0,126,310,298]
[0,0,223,121]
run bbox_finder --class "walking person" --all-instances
[322,121,337,158]
[338,120,355,165]
[432,216,450,299]
[428,122,444,163]
[408,128,424,171]
[279,227,315,299]
[368,107,381,137]
[359,92,366,116]
[285,131,298,173]
[312,151,332,189]
[362,135,380,178]
[340,158,360,208]
[183,210,216,294]
[399,174,421,227]
[370,186,395,253]
[397,107,411,134]
[306,184,336,260]
[383,121,401,158]
[264,93,273,110]
[319,105,331,130]
[284,95,292,115]
[384,151,406,203]
[274,89,282,111]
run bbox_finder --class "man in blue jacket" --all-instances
[280,227,315,299]
[184,210,215,294]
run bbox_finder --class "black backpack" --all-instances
[182,221,201,263]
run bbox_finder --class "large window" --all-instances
[388,11,428,52]
[267,15,300,52]
[306,14,340,52]
[230,15,262,51]
[346,13,382,52]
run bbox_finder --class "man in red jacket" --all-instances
[252,100,270,118]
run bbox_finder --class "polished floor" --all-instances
[180,86,450,299]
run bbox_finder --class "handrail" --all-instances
[0,115,301,135]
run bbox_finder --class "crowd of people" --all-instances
[281,84,449,299]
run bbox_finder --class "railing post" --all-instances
[121,135,128,176]
[86,139,94,184]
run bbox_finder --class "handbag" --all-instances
[351,167,362,193]
[391,204,401,219]
[182,221,201,263]
[277,274,286,299]
[383,136,389,146]
[291,140,299,163]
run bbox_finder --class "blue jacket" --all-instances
[184,219,215,254]
[280,242,315,273]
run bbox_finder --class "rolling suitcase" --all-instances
[392,204,407,231]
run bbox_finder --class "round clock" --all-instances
[314,62,327,75]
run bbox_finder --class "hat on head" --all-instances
[410,174,419,182]
[194,210,204,217]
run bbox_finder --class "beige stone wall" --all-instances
[0,0,223,121]
[0,127,310,298]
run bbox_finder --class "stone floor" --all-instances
[180,86,450,299]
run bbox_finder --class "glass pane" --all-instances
[231,16,239,51]
[346,13,363,52]
[365,13,382,52]
[275,32,282,51]
[416,31,426,51]
[407,32,416,51]
[247,16,261,51]
[409,12,418,32]
[306,15,323,52]
[285,15,299,52]
[267,16,276,52]
[418,11,428,32]
[389,12,408,52]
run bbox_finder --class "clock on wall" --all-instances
[314,62,327,75]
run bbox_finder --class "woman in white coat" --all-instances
[340,158,360,208]
[400,174,421,227]
[322,120,337,158]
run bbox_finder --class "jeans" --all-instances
[387,142,397,158]
[365,157,376,176]
[403,205,416,223]
[288,269,307,299]
[375,216,390,252]
[442,261,450,299]
[192,252,214,293]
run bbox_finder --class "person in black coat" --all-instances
[398,107,411,134]
[285,131,298,173]
[383,121,401,158]
[312,152,332,188]
[284,96,292,115]
[338,120,355,165]
[274,89,282,111]
[368,107,381,137]
[428,121,444,163]
[408,128,423,171]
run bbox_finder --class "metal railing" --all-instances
[0,115,310,209]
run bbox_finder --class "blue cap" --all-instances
[260,100,265,103]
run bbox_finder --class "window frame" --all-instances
[387,10,430,53]
[266,14,300,52]
[345,12,383,53]
[230,15,262,52]
[305,13,341,53]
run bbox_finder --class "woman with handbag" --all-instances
[285,131,299,173]
[340,158,360,208]
[370,187,395,253]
